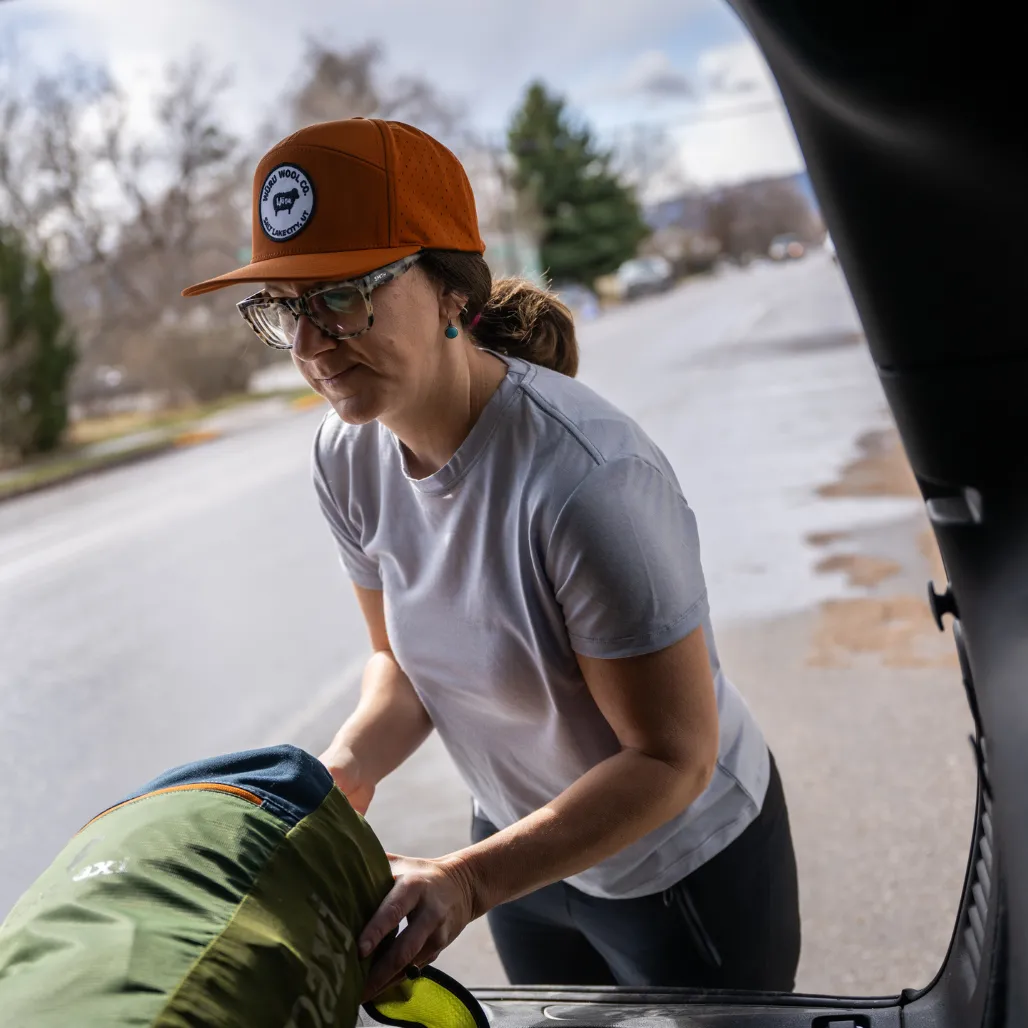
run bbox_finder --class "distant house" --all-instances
[645,193,709,234]
[481,230,546,286]
[645,169,820,233]
[644,168,823,263]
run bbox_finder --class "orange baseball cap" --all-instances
[181,118,485,297]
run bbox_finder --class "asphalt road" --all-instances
[0,252,975,995]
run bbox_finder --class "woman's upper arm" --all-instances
[576,627,719,775]
[550,457,719,772]
[354,584,391,653]
[312,426,383,589]
[549,456,709,659]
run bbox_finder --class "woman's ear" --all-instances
[440,289,469,322]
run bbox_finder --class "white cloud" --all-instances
[2,2,805,196]
[5,0,709,138]
[673,40,805,189]
[617,50,693,99]
[699,38,765,95]
[586,39,805,197]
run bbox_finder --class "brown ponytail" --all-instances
[419,249,579,378]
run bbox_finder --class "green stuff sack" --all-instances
[0,745,486,1028]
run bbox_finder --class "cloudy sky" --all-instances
[3,0,805,192]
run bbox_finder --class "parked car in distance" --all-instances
[616,255,674,300]
[769,233,806,260]
[552,283,600,322]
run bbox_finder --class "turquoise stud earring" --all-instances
[445,319,459,339]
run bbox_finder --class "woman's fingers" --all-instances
[362,917,438,1000]
[408,940,443,972]
[358,878,421,959]
[359,856,476,1000]
[364,970,408,1003]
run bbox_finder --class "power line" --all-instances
[471,98,786,152]
[598,99,785,137]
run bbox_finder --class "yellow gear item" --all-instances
[364,965,489,1028]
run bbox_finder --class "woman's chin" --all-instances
[330,392,381,426]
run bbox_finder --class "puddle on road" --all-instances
[816,428,921,499]
[814,553,901,589]
[808,595,956,670]
[807,429,955,670]
[806,530,851,547]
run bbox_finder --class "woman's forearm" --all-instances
[322,650,433,787]
[451,747,714,916]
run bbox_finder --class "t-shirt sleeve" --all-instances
[311,424,382,590]
[547,456,709,659]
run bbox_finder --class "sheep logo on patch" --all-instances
[273,188,300,215]
[259,164,315,242]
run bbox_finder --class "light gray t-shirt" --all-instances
[312,354,769,899]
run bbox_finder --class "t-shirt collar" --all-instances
[393,351,530,495]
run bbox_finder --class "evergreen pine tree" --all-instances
[0,226,78,459]
[508,82,648,286]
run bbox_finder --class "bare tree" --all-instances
[0,57,114,263]
[291,41,382,126]
[0,48,262,410]
[285,39,464,145]
[98,56,259,405]
[1,38,471,413]
[705,178,819,259]
[1,55,132,404]
[607,123,688,204]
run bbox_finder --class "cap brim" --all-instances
[181,245,424,297]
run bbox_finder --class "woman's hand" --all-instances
[359,853,479,1001]
[318,745,376,816]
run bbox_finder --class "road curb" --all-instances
[290,394,326,411]
[0,397,316,505]
[0,441,177,504]
[0,428,228,505]
[171,429,223,448]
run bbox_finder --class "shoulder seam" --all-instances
[521,382,604,466]
[545,452,691,561]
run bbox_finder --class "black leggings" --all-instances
[472,751,801,991]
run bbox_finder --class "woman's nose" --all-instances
[291,315,337,362]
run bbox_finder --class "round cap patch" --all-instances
[259,163,315,242]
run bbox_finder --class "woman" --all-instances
[183,118,800,999]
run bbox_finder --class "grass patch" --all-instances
[69,392,258,446]
[68,386,317,446]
